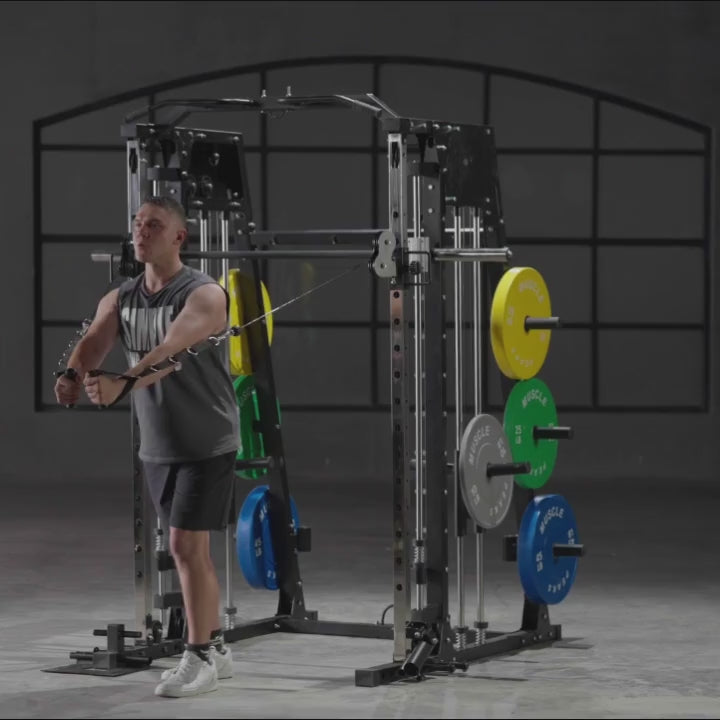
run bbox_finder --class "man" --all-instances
[54,196,238,698]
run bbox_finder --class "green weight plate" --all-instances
[234,375,282,481]
[250,385,281,479]
[251,390,282,459]
[503,378,558,489]
[234,375,264,480]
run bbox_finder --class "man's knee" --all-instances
[169,528,207,563]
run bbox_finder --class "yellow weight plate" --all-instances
[491,267,552,380]
[219,270,273,376]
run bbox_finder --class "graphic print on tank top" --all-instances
[120,305,174,367]
[115,266,240,463]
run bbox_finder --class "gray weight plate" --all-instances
[458,413,514,529]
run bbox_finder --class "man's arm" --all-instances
[82,283,228,406]
[65,288,120,376]
[126,283,228,388]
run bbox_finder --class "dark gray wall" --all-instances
[2,1,719,482]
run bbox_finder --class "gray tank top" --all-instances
[117,265,239,463]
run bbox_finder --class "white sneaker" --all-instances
[154,650,218,698]
[160,645,233,681]
[212,645,234,680]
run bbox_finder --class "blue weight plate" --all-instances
[237,486,300,591]
[236,486,269,589]
[517,494,579,605]
[259,487,299,590]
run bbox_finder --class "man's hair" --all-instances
[143,196,187,228]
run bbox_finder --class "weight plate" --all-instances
[233,375,264,480]
[236,485,300,590]
[252,387,282,465]
[233,375,282,480]
[236,486,269,589]
[259,488,300,591]
[517,494,580,605]
[220,270,273,376]
[458,413,514,529]
[491,266,552,380]
[503,378,558,489]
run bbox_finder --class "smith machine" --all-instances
[47,92,584,686]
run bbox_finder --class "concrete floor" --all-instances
[1,472,718,718]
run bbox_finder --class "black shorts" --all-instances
[142,451,236,531]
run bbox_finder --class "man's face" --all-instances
[132,204,186,264]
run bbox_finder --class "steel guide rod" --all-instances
[182,249,372,260]
[133,405,154,635]
[138,411,153,634]
[431,247,509,262]
[155,519,165,632]
[183,248,510,262]
[199,214,209,275]
[471,206,486,645]
[451,205,466,646]
[219,213,237,632]
[184,227,384,247]
[207,211,214,278]
[450,205,495,650]
[208,228,385,241]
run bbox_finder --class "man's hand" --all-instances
[55,372,82,407]
[83,373,126,407]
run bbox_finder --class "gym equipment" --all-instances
[236,485,300,590]
[458,413,527,529]
[233,374,281,480]
[52,97,587,688]
[220,270,273,376]
[514,494,584,605]
[490,266,560,380]
[503,378,574,489]
[43,623,183,677]
[119,235,142,278]
[234,374,263,479]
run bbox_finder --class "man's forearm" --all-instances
[124,365,177,391]
[125,341,185,378]
[122,342,185,391]
[66,336,109,377]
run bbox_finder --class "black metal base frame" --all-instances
[355,624,562,687]
[43,623,185,677]
[42,615,394,678]
[43,613,561,687]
